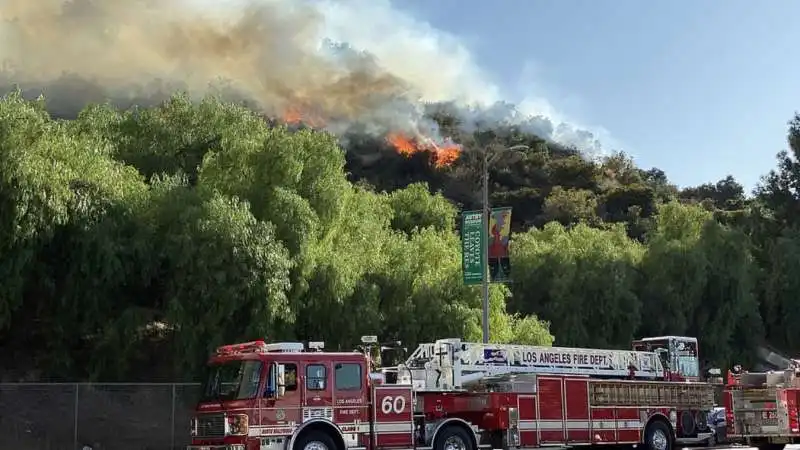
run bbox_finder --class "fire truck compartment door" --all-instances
[538,377,566,443]
[372,386,414,448]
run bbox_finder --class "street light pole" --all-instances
[481,150,490,344]
[481,144,530,345]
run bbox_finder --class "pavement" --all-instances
[686,446,800,450]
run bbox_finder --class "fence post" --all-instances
[171,383,176,450]
[73,383,79,450]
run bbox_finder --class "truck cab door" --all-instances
[261,362,302,431]
[333,361,369,448]
[303,362,334,421]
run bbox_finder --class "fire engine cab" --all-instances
[187,335,715,450]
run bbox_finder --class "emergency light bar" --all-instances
[308,341,325,351]
[215,340,268,356]
[265,342,305,353]
[215,340,305,356]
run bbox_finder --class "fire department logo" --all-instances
[276,409,286,421]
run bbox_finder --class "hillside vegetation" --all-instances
[1,91,798,381]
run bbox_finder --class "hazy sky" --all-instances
[390,0,799,192]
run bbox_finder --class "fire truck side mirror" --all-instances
[267,362,285,399]
[277,364,286,398]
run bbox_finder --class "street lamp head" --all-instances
[485,144,531,166]
[507,144,531,152]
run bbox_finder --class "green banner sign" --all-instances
[461,210,485,285]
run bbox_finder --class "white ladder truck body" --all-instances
[400,338,666,391]
[388,336,717,450]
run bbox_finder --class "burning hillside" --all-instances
[0,0,460,161]
[0,0,603,164]
[281,101,462,167]
[386,132,461,168]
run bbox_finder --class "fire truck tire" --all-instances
[434,426,475,450]
[295,430,339,450]
[643,420,673,450]
[756,445,785,450]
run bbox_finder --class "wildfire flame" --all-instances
[386,132,461,168]
[278,103,460,169]
[281,104,327,129]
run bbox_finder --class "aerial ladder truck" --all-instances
[187,335,716,450]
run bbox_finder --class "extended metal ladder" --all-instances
[591,380,715,408]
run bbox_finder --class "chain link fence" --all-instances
[0,382,201,450]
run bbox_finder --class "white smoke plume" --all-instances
[0,0,609,153]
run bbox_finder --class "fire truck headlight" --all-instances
[225,414,249,436]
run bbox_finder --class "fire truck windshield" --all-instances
[677,355,699,377]
[200,360,263,402]
[672,338,700,378]
[633,336,701,379]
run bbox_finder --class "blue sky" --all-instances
[392,0,800,192]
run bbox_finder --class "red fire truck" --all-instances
[187,335,716,450]
[724,362,800,450]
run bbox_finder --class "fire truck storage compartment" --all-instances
[537,377,566,443]
[372,385,414,449]
[531,377,658,446]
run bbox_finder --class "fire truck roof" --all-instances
[211,340,366,361]
[636,336,697,342]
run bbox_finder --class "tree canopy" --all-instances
[1,89,798,381]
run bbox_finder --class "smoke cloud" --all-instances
[0,0,609,152]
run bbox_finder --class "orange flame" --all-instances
[281,104,327,129]
[386,132,461,168]
[386,133,418,156]
[277,103,460,169]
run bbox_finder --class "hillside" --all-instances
[0,90,798,381]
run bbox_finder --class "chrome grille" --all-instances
[196,413,225,438]
[302,407,333,422]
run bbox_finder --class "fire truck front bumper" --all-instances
[186,445,245,450]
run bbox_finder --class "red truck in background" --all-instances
[187,335,717,450]
[724,361,800,450]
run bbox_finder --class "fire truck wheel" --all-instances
[756,445,785,450]
[643,420,672,450]
[434,426,474,450]
[295,431,338,450]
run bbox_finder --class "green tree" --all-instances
[11,89,800,382]
[756,114,800,228]
[0,91,150,378]
[510,222,643,348]
[387,182,457,234]
[681,175,747,211]
[541,186,598,226]
[638,202,761,365]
